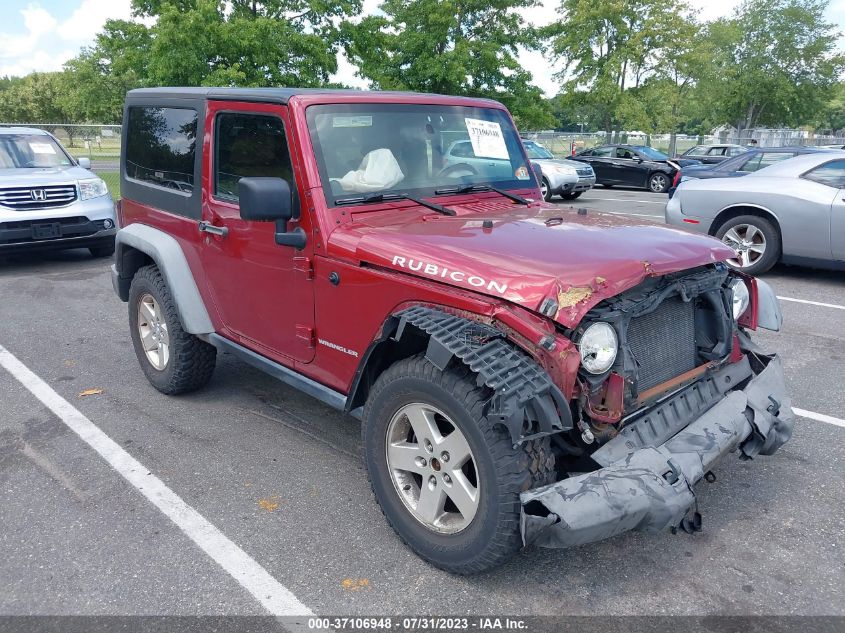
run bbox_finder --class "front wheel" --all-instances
[716,215,781,275]
[362,355,554,574]
[541,177,553,201]
[648,172,670,193]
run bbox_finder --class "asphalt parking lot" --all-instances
[0,189,843,618]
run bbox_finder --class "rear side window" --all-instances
[738,152,794,173]
[593,147,614,157]
[685,146,707,156]
[804,159,845,188]
[214,113,293,201]
[125,107,198,193]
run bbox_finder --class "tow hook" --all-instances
[767,395,781,416]
[577,419,595,444]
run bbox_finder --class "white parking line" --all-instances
[0,344,312,617]
[777,296,845,311]
[793,408,845,428]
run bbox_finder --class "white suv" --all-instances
[0,127,116,257]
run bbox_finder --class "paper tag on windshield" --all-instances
[464,118,509,160]
[29,142,56,154]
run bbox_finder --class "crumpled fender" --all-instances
[520,354,793,548]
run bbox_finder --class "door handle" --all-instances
[198,221,228,238]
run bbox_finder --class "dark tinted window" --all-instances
[125,107,197,193]
[214,113,293,200]
[616,147,637,159]
[593,146,614,157]
[804,159,845,188]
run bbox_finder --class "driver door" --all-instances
[199,101,315,364]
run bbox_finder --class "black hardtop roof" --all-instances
[125,86,479,105]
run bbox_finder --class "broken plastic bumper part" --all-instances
[520,354,793,548]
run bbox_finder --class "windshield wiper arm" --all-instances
[434,184,530,206]
[334,192,456,216]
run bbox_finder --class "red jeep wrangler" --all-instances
[112,88,793,574]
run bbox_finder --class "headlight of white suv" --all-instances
[79,178,108,200]
[577,322,618,374]
[549,164,578,175]
[729,278,750,319]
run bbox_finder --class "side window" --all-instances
[450,141,474,158]
[708,147,726,156]
[686,146,707,156]
[615,148,635,159]
[804,160,845,188]
[125,107,198,193]
[726,147,745,157]
[737,154,762,172]
[579,149,594,157]
[757,152,794,170]
[593,147,614,157]
[214,112,293,201]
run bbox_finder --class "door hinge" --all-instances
[294,256,314,280]
[296,325,315,347]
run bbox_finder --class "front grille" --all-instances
[627,296,699,392]
[0,184,77,209]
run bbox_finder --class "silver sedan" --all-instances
[665,151,845,274]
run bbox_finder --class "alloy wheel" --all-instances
[137,294,170,370]
[385,403,480,534]
[649,173,668,192]
[721,223,767,269]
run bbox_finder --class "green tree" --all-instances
[131,0,359,87]
[702,0,845,130]
[547,0,696,136]
[343,0,554,130]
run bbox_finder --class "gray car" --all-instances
[522,140,596,201]
[666,151,845,274]
[0,127,117,257]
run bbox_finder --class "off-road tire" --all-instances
[561,191,582,200]
[128,265,216,394]
[89,241,115,258]
[715,214,781,275]
[362,354,555,574]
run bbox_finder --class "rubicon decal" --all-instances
[317,338,359,357]
[391,256,508,294]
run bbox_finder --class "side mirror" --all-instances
[237,177,306,249]
[77,157,91,169]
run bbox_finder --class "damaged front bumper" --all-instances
[521,354,794,548]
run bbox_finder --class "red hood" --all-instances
[328,202,734,327]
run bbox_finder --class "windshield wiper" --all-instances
[334,192,455,216]
[434,184,530,206]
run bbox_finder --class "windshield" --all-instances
[523,141,554,159]
[636,146,669,160]
[0,134,73,169]
[306,104,533,206]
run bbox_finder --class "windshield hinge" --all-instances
[294,256,314,280]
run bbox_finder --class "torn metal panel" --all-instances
[521,355,793,549]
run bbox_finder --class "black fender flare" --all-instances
[349,306,572,445]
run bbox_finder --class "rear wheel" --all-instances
[716,215,780,275]
[362,355,554,574]
[128,265,217,394]
[648,172,670,193]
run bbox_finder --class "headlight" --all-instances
[79,178,108,200]
[549,164,578,175]
[577,322,618,374]
[729,278,750,319]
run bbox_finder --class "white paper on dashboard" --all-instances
[464,118,509,160]
[29,143,56,154]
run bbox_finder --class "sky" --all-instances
[2,0,844,97]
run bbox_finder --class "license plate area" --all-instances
[31,222,61,240]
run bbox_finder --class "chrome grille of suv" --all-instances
[627,296,699,392]
[0,184,78,210]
